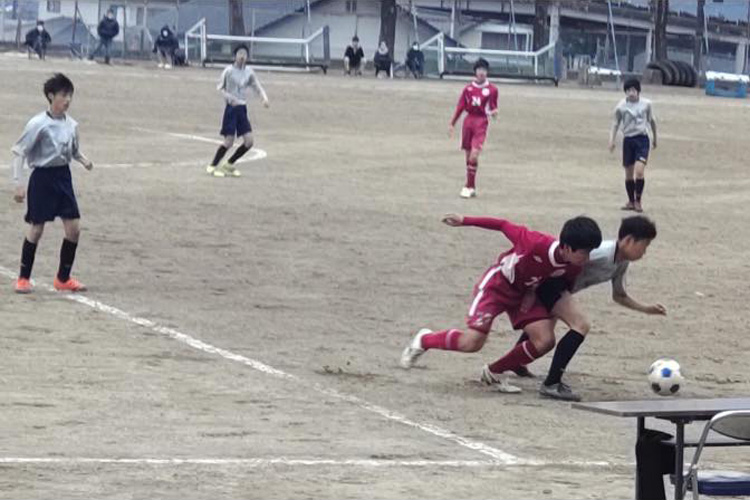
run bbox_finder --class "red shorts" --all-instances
[461,116,489,151]
[466,264,551,334]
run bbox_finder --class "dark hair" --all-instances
[352,36,359,42]
[473,57,490,73]
[37,20,45,26]
[618,215,657,241]
[43,73,74,102]
[624,78,641,93]
[559,216,602,251]
[233,44,249,56]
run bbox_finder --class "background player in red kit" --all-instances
[400,213,602,392]
[449,58,499,199]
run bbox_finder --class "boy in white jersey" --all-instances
[609,79,657,212]
[207,44,269,178]
[11,73,93,294]
[511,216,664,401]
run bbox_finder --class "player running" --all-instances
[609,78,657,212]
[400,213,602,392]
[207,44,269,178]
[449,58,498,199]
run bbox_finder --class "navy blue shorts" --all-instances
[220,104,252,137]
[536,277,569,312]
[25,165,80,224]
[622,134,650,167]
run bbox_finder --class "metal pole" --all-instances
[450,0,456,39]
[607,0,621,82]
[745,0,750,73]
[509,0,518,51]
[1,0,5,43]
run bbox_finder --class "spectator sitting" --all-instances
[344,36,364,76]
[153,25,179,69]
[406,42,424,79]
[25,21,51,60]
[89,9,119,64]
[373,41,392,78]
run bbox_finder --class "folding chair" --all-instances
[683,410,750,499]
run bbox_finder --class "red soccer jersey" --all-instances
[450,80,499,126]
[462,217,581,294]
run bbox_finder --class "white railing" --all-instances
[184,17,206,65]
[421,32,557,78]
[186,21,327,67]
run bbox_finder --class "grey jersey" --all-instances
[613,97,654,138]
[217,64,266,106]
[12,111,79,167]
[572,240,629,296]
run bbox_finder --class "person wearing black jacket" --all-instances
[406,42,424,79]
[25,21,52,60]
[89,10,119,64]
[153,25,179,69]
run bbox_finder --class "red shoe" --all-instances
[53,276,87,292]
[14,278,32,294]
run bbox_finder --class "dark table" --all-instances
[574,398,750,500]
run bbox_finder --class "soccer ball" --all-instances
[648,359,683,396]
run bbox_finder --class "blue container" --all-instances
[705,79,748,98]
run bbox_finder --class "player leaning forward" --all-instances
[207,44,270,178]
[449,58,498,199]
[400,213,602,391]
[11,73,93,294]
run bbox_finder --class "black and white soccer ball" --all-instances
[648,358,683,396]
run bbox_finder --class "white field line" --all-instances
[0,457,631,469]
[130,126,268,164]
[0,266,519,465]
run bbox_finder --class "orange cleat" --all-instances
[53,277,87,292]
[14,278,32,294]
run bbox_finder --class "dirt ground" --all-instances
[1,52,749,500]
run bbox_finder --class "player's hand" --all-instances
[608,141,616,153]
[262,98,270,108]
[490,109,499,121]
[13,185,25,203]
[646,303,667,315]
[652,140,657,150]
[442,213,464,227]
[83,159,94,171]
[448,125,454,138]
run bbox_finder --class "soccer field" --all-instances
[1,53,749,499]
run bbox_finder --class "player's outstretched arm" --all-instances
[445,214,524,243]
[613,291,666,315]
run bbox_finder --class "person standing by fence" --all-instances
[89,10,119,64]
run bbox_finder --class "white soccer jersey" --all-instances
[572,240,629,296]
[217,64,267,106]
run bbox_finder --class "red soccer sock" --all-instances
[488,340,540,374]
[465,160,478,189]
[421,329,464,351]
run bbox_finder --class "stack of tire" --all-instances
[645,60,698,87]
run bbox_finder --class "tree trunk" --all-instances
[652,0,669,61]
[532,0,548,51]
[229,0,245,36]
[693,0,705,72]
[379,0,397,54]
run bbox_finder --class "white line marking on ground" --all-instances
[0,266,517,465]
[130,126,268,164]
[0,457,630,469]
